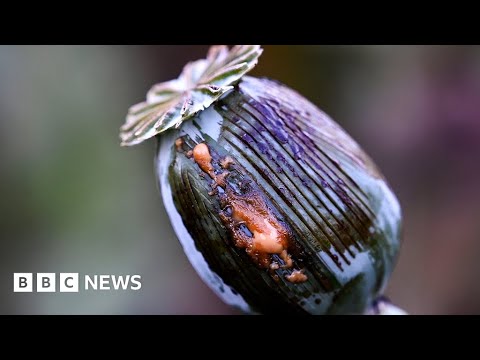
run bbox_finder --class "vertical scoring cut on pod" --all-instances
[183,140,306,283]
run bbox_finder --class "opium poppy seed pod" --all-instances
[120,45,404,315]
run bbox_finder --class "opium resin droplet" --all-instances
[156,76,402,314]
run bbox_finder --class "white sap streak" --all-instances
[375,180,402,243]
[179,106,223,142]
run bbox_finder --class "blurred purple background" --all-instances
[1,45,479,314]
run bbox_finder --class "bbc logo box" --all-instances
[13,273,79,292]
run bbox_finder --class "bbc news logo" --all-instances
[13,273,142,292]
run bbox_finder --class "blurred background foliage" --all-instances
[1,45,479,314]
